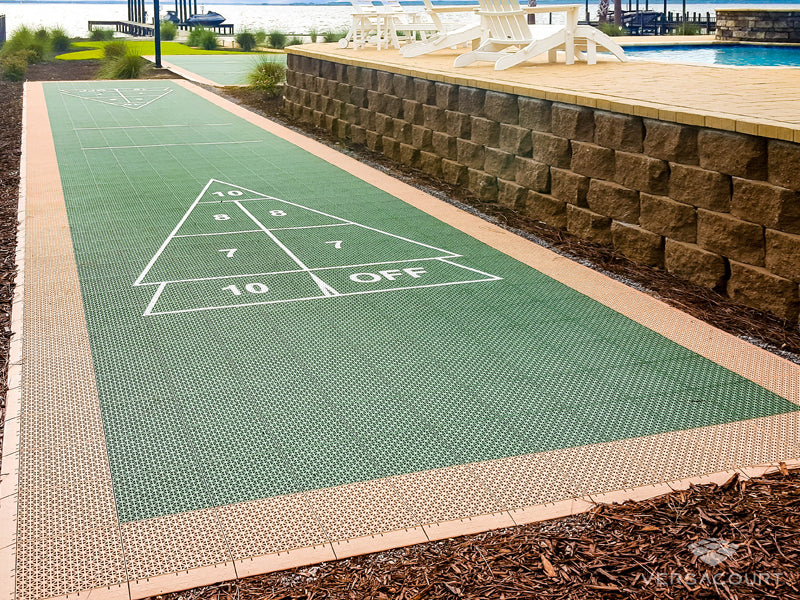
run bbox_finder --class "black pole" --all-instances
[154,0,162,67]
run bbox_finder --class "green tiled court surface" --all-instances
[158,53,287,85]
[41,80,798,524]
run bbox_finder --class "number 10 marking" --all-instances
[223,283,268,296]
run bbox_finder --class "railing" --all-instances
[581,11,716,35]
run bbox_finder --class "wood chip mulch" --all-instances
[157,469,800,600]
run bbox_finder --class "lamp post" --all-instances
[154,0,162,68]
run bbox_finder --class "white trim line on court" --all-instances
[173,230,263,238]
[82,141,262,151]
[134,255,466,287]
[133,179,216,286]
[146,273,501,316]
[202,179,461,258]
[233,200,340,297]
[74,124,232,131]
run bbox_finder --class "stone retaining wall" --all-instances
[716,9,800,43]
[284,54,800,322]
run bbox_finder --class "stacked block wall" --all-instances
[284,54,800,322]
[716,9,800,43]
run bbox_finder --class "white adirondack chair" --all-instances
[399,0,483,58]
[453,1,626,70]
[378,0,440,49]
[339,0,382,49]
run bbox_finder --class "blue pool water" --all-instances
[624,44,800,66]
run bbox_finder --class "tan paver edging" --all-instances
[9,79,799,600]
[13,82,128,600]
[286,44,800,142]
[0,80,29,600]
[142,56,225,88]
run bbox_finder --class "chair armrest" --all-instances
[429,5,479,13]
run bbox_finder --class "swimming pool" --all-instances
[623,44,800,66]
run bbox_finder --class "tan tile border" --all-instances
[142,57,228,88]
[0,80,27,600]
[285,45,800,141]
[10,78,799,600]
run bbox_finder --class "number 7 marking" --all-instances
[219,249,237,258]
[325,241,343,249]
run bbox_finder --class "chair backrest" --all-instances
[477,0,532,42]
[380,0,405,12]
[350,0,378,14]
[417,0,446,30]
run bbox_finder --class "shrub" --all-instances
[188,26,217,49]
[308,28,318,43]
[0,52,29,81]
[50,27,71,52]
[322,30,347,43]
[90,28,115,41]
[236,31,257,51]
[160,21,178,41]
[198,29,218,50]
[287,37,303,46]
[1,26,51,62]
[673,22,702,35]
[97,51,151,79]
[247,56,286,97]
[597,22,627,36]
[103,40,128,60]
[1,25,34,55]
[254,29,267,45]
[267,30,287,49]
[186,26,204,46]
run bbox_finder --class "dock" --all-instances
[88,20,234,37]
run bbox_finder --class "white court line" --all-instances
[173,223,352,236]
[209,179,460,257]
[143,282,167,316]
[82,141,262,151]
[134,179,216,286]
[74,124,232,131]
[438,258,503,280]
[135,256,464,286]
[197,198,276,204]
[147,276,502,316]
[115,88,132,105]
[173,229,262,238]
[234,200,340,297]
[269,223,352,231]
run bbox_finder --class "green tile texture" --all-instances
[42,81,797,523]
[161,53,287,86]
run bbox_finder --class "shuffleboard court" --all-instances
[154,53,287,86]
[3,79,799,600]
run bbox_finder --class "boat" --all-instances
[185,11,226,27]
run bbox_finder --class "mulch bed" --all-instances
[160,469,800,600]
[0,63,799,600]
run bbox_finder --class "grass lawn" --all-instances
[58,41,280,60]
